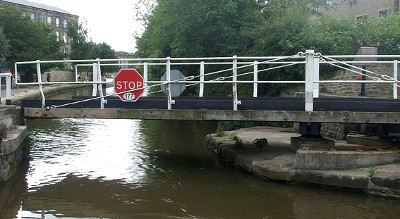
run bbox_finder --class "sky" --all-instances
[30,0,143,53]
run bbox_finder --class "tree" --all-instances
[135,0,263,95]
[68,20,117,73]
[0,26,9,68]
[0,5,62,81]
[67,19,95,60]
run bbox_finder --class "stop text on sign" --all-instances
[115,81,143,90]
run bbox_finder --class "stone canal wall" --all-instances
[0,106,27,184]
[205,127,400,199]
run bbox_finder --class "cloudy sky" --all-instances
[31,0,143,52]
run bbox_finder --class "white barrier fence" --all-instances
[13,50,400,111]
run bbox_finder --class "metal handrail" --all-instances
[12,51,400,111]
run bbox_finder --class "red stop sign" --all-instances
[114,69,144,102]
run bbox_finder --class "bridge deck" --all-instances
[22,97,400,124]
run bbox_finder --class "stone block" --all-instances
[346,134,392,146]
[294,149,400,170]
[290,136,335,152]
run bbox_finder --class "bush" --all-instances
[253,138,268,149]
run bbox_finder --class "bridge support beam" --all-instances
[299,122,321,138]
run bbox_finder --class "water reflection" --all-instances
[1,119,400,218]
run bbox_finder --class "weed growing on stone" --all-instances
[368,165,377,178]
[230,133,243,148]
[215,124,225,137]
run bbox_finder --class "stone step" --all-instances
[0,125,28,184]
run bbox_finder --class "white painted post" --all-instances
[394,60,398,99]
[92,63,98,97]
[166,57,175,110]
[75,64,78,82]
[0,75,2,104]
[253,61,258,98]
[36,60,46,108]
[313,57,320,98]
[97,59,105,109]
[232,55,241,110]
[305,50,315,112]
[200,61,205,97]
[143,62,148,97]
[5,74,11,105]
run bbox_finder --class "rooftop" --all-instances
[2,0,75,15]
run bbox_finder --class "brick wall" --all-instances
[320,63,399,98]
[45,70,74,82]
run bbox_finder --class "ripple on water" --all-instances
[26,119,149,189]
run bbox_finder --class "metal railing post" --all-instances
[97,59,105,109]
[233,55,241,110]
[166,57,175,110]
[5,73,11,105]
[253,61,258,98]
[36,60,46,108]
[92,63,98,97]
[305,50,315,112]
[0,73,2,104]
[394,60,398,99]
[313,57,320,98]
[143,62,148,97]
[200,61,205,97]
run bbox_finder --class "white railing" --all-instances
[0,71,12,105]
[13,50,400,111]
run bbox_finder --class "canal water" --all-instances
[1,88,400,218]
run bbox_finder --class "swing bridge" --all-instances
[2,50,400,131]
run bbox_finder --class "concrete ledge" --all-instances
[0,106,17,128]
[295,149,400,170]
[290,136,335,151]
[0,126,27,156]
[205,127,400,199]
[0,125,28,184]
[346,134,391,146]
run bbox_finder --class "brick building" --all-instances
[0,0,78,54]
[322,0,399,20]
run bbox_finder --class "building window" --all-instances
[63,19,68,29]
[55,17,60,27]
[55,31,60,41]
[63,32,68,43]
[47,16,52,26]
[63,48,68,54]
[38,14,45,23]
[30,13,35,21]
[379,10,388,17]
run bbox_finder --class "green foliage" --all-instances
[0,5,62,81]
[230,133,243,148]
[135,0,400,97]
[253,138,269,149]
[0,26,9,65]
[368,165,377,178]
[68,20,118,73]
[215,124,225,137]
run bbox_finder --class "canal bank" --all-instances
[0,84,89,184]
[205,126,400,199]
